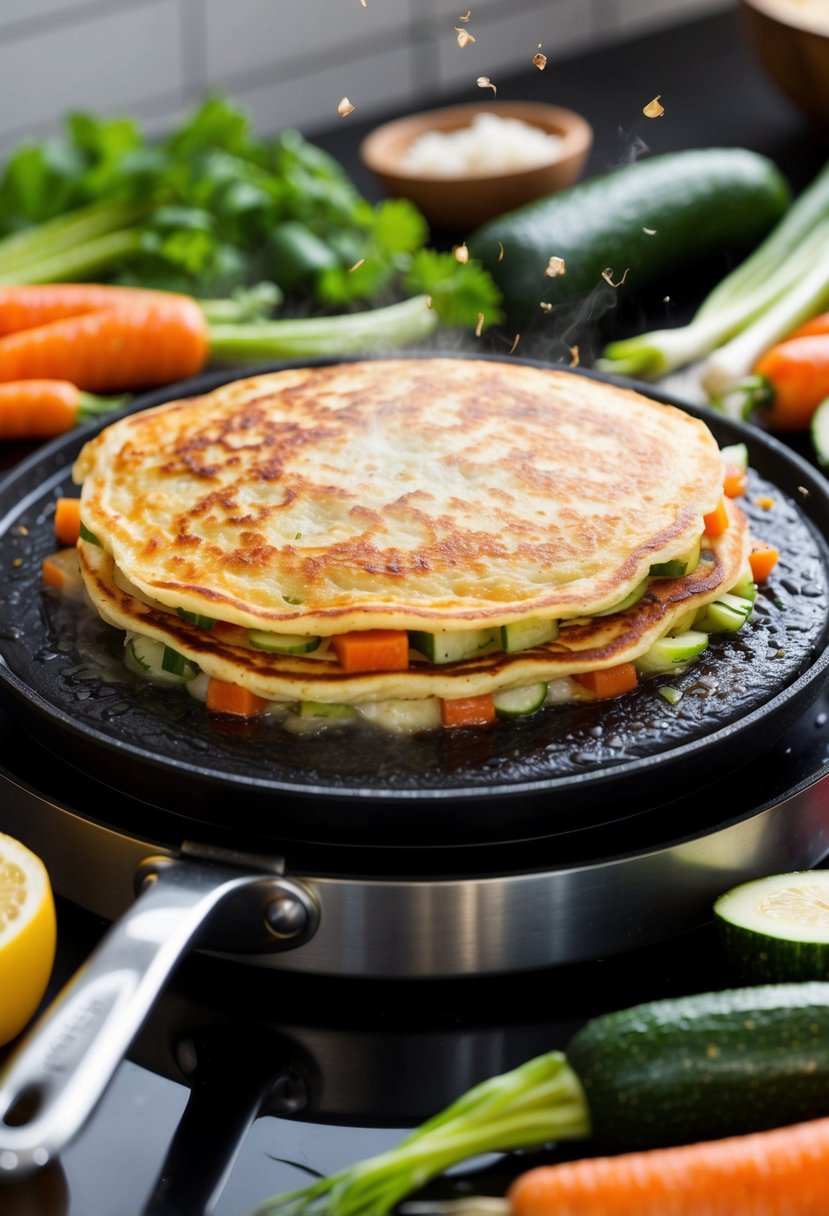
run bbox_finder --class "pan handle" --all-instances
[0,853,319,1176]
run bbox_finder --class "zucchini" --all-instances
[566,982,829,1148]
[634,629,708,675]
[177,608,216,629]
[298,700,356,719]
[594,577,649,616]
[468,149,789,327]
[500,618,558,652]
[248,629,321,654]
[409,628,497,664]
[721,441,749,470]
[811,394,829,468]
[649,538,701,579]
[124,634,199,685]
[715,872,829,982]
[694,590,754,633]
[492,682,548,719]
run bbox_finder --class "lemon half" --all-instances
[0,832,56,1047]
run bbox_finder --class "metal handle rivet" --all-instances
[264,893,307,940]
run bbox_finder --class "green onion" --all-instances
[248,1052,589,1216]
[161,645,191,676]
[658,685,683,706]
[176,608,216,629]
[79,521,101,545]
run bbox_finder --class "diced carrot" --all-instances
[749,544,779,584]
[206,677,268,718]
[440,693,496,727]
[573,662,638,699]
[41,555,67,590]
[722,462,748,498]
[703,497,729,536]
[331,629,410,673]
[54,497,81,546]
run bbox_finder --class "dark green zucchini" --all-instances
[468,148,790,328]
[566,982,829,1149]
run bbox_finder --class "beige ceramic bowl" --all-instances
[740,0,829,128]
[359,100,593,230]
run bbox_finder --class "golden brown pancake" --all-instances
[73,359,726,634]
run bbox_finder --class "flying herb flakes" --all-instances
[459,8,471,20]
[477,76,497,95]
[454,243,469,264]
[508,333,521,354]
[643,95,665,118]
[497,242,505,262]
[568,345,579,367]
[338,97,356,117]
[545,255,566,278]
[642,227,657,235]
[533,52,547,70]
[475,312,485,337]
[602,266,629,288]
[349,258,365,272]
[539,301,554,313]
[455,26,476,47]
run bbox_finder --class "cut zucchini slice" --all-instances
[694,591,754,634]
[125,634,199,684]
[493,682,548,719]
[299,700,357,719]
[409,628,497,664]
[649,538,701,578]
[500,618,558,653]
[728,564,758,604]
[248,630,321,654]
[720,441,749,470]
[595,578,649,616]
[177,608,216,629]
[635,630,709,675]
[715,871,829,982]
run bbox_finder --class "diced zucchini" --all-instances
[248,630,321,654]
[729,564,758,604]
[657,685,683,706]
[720,441,749,470]
[409,628,497,664]
[595,578,649,616]
[635,629,709,675]
[500,618,559,653]
[493,682,548,719]
[649,537,701,578]
[177,608,216,629]
[298,700,357,719]
[124,634,199,684]
[694,591,754,634]
[79,521,101,546]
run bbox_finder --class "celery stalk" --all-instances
[248,1052,589,1216]
[0,227,145,285]
[208,295,439,362]
[0,200,146,274]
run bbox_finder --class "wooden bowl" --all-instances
[740,0,829,128]
[359,101,593,231]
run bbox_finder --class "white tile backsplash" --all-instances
[0,0,183,142]
[0,0,738,151]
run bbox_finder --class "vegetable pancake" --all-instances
[67,358,755,729]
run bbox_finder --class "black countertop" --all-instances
[2,8,829,1216]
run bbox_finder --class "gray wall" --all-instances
[0,0,733,154]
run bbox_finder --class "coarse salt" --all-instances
[401,112,563,178]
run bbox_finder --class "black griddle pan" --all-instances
[0,356,826,847]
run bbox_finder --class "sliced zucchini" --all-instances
[298,700,357,719]
[649,538,701,578]
[715,871,829,982]
[493,682,548,719]
[124,634,199,684]
[500,618,558,653]
[177,608,216,629]
[79,520,101,546]
[635,629,709,675]
[729,564,758,604]
[409,628,497,664]
[720,441,749,470]
[811,395,829,469]
[594,578,649,616]
[248,630,321,654]
[694,591,754,634]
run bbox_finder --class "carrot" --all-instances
[507,1113,829,1216]
[573,662,637,699]
[753,335,829,431]
[722,462,747,498]
[441,694,496,727]
[0,286,209,392]
[54,497,81,546]
[206,678,268,718]
[41,555,67,591]
[749,543,779,584]
[331,629,410,673]
[0,379,129,440]
[0,284,166,336]
[41,548,85,600]
[703,497,729,536]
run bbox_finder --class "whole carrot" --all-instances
[0,289,209,391]
[0,283,167,337]
[507,1114,829,1216]
[752,334,829,430]
[0,380,127,440]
